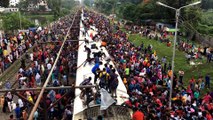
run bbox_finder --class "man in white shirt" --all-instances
[19,68,24,73]
[30,53,33,61]
[18,98,24,111]
[35,73,41,86]
[34,61,38,67]
[47,63,52,70]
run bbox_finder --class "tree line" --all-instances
[91,0,213,37]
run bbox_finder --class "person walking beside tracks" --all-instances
[15,103,21,120]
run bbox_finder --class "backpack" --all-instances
[100,73,107,82]
[99,72,107,88]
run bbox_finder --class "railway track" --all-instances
[0,8,80,120]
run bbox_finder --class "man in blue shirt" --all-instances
[104,64,110,73]
[92,63,100,74]
[92,62,102,84]
[15,103,21,120]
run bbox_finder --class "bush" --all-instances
[2,12,35,31]
[197,23,213,36]
[200,11,213,26]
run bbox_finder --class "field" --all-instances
[128,34,213,96]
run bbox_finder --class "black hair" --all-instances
[10,114,14,118]
[97,115,103,120]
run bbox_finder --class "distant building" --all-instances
[38,0,50,11]
[0,7,19,13]
[0,7,5,12]
[27,0,51,11]
[9,0,20,7]
[156,22,174,30]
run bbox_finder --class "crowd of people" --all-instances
[1,10,81,120]
[82,9,212,120]
[1,8,212,120]
[77,10,119,111]
[124,24,213,64]
[0,29,41,76]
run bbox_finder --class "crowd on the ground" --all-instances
[0,30,41,76]
[2,10,81,120]
[124,24,213,63]
[82,10,212,120]
[1,8,212,120]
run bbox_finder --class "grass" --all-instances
[128,34,213,96]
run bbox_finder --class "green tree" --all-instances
[61,0,76,9]
[2,12,35,31]
[31,0,39,5]
[0,0,9,7]
[121,3,137,21]
[48,0,62,20]
[84,0,92,7]
[39,5,47,11]
[18,0,30,11]
[95,0,117,15]
[201,0,213,10]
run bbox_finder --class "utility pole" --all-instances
[157,1,201,109]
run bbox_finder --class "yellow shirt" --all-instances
[154,50,157,56]
[145,58,148,63]
[3,50,8,57]
[99,71,109,80]
[28,96,33,103]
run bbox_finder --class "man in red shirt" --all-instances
[132,106,145,120]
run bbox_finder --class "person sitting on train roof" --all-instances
[79,77,96,107]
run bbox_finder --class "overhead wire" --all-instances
[28,9,80,120]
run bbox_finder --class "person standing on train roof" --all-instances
[92,62,102,82]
